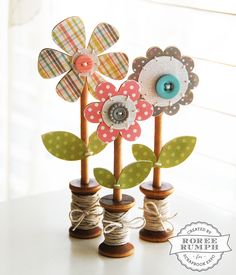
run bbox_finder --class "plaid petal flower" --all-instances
[87,23,119,55]
[52,16,86,55]
[98,52,129,80]
[38,16,129,103]
[38,48,71,79]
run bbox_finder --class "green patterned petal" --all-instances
[132,144,156,166]
[117,161,152,189]
[42,131,87,161]
[158,136,197,168]
[94,168,116,188]
[88,132,107,155]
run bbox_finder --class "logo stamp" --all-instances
[169,221,231,271]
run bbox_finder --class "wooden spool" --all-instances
[98,194,135,258]
[139,181,174,242]
[69,178,102,239]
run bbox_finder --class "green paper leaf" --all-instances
[117,161,152,189]
[94,168,116,188]
[42,131,87,161]
[158,136,197,168]
[88,131,107,156]
[132,144,156,166]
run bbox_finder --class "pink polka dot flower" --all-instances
[84,80,153,143]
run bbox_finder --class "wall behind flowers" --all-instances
[0,0,235,213]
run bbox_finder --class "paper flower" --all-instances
[38,16,129,101]
[84,80,153,142]
[129,46,199,116]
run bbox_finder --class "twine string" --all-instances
[103,210,145,246]
[140,197,177,232]
[69,193,103,231]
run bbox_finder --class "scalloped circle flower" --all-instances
[84,80,153,142]
[38,16,129,102]
[129,46,199,116]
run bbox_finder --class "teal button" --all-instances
[155,74,180,99]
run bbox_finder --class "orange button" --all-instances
[74,54,94,73]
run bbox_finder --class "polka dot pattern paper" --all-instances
[42,131,87,161]
[84,80,153,143]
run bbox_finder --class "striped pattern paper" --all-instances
[38,48,71,79]
[98,52,129,80]
[56,70,85,102]
[52,16,86,55]
[87,23,119,55]
[87,72,106,99]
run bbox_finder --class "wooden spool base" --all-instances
[99,194,135,213]
[99,194,135,258]
[139,228,173,242]
[69,226,102,239]
[69,178,102,239]
[69,178,101,195]
[98,242,134,258]
[139,181,174,243]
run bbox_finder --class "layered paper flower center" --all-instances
[155,74,180,99]
[138,56,189,107]
[72,49,99,76]
[101,95,136,130]
[74,54,94,73]
[108,103,129,124]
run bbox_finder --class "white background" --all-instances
[0,0,235,214]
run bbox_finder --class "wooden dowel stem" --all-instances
[113,134,122,202]
[153,114,162,188]
[81,81,89,185]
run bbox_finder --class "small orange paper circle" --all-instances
[74,54,94,73]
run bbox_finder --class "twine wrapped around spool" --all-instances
[69,192,103,231]
[140,197,177,232]
[102,209,145,246]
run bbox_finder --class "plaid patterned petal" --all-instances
[87,72,106,99]
[56,70,85,102]
[52,16,86,55]
[87,23,119,55]
[38,48,71,79]
[98,52,128,80]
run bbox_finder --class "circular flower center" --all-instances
[74,54,94,73]
[101,95,136,130]
[155,74,180,99]
[108,103,129,124]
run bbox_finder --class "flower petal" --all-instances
[56,70,85,102]
[87,72,106,99]
[178,90,194,105]
[132,57,148,74]
[153,106,164,117]
[163,103,180,116]
[128,73,139,81]
[188,72,199,89]
[87,23,119,55]
[146,46,163,59]
[38,48,71,79]
[97,122,119,143]
[121,121,141,141]
[118,80,140,101]
[164,46,181,60]
[98,52,129,80]
[52,16,86,55]
[95,82,117,102]
[135,100,153,121]
[181,56,195,72]
[84,102,103,123]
